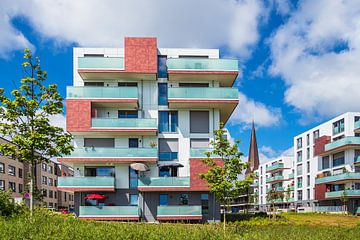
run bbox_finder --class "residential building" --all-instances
[58,37,239,222]
[57,164,75,210]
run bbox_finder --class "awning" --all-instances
[158,162,184,168]
[84,194,106,200]
[130,163,150,172]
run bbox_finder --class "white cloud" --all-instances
[259,146,293,163]
[229,92,281,128]
[269,0,360,122]
[271,0,293,16]
[49,114,66,129]
[0,0,264,58]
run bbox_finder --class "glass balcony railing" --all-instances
[325,190,360,198]
[168,87,238,101]
[189,148,219,158]
[157,205,202,216]
[266,163,284,172]
[324,136,360,152]
[266,175,284,183]
[267,187,284,193]
[79,206,139,217]
[138,177,190,188]
[289,186,295,191]
[287,198,295,202]
[288,173,294,179]
[78,57,124,70]
[67,86,138,99]
[91,118,157,129]
[58,177,115,188]
[159,152,178,161]
[315,172,360,184]
[64,148,157,158]
[167,58,238,71]
[355,156,360,164]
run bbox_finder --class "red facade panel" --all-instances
[314,135,331,156]
[66,99,91,132]
[124,37,157,73]
[314,183,329,201]
[189,158,223,191]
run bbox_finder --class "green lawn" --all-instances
[0,210,359,240]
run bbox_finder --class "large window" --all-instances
[129,194,138,206]
[48,178,53,186]
[333,152,345,167]
[159,111,178,133]
[85,167,115,177]
[118,82,137,87]
[129,138,139,148]
[190,111,209,133]
[84,82,104,86]
[333,119,344,135]
[158,56,168,78]
[179,194,189,205]
[296,137,302,149]
[129,168,138,189]
[201,193,209,215]
[297,164,303,175]
[8,165,15,176]
[158,83,168,105]
[18,168,23,178]
[42,176,47,185]
[0,180,4,190]
[297,190,303,201]
[159,194,168,206]
[297,177,303,188]
[321,156,330,169]
[8,182,16,192]
[49,190,53,198]
[48,165,53,174]
[118,110,138,118]
[84,138,115,148]
[0,162,4,173]
[297,151,302,162]
[313,130,320,140]
[159,139,178,161]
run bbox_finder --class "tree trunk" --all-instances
[223,206,226,233]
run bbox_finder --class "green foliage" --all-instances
[0,48,73,165]
[199,124,253,207]
[0,190,27,217]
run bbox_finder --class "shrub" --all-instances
[0,190,26,217]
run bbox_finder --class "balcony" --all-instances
[189,148,219,158]
[78,57,124,70]
[289,186,295,191]
[316,172,360,184]
[168,87,238,123]
[157,205,202,221]
[266,187,284,193]
[288,173,294,179]
[325,190,360,199]
[57,177,115,192]
[320,136,360,156]
[266,175,284,183]
[78,206,140,220]
[167,58,238,86]
[138,177,190,191]
[266,163,285,173]
[60,148,158,164]
[355,156,360,164]
[91,118,157,134]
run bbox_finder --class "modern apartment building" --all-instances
[57,37,239,222]
[255,156,294,211]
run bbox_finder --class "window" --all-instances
[306,148,310,159]
[48,165,53,174]
[159,166,171,177]
[84,54,104,57]
[118,82,137,87]
[129,194,138,206]
[0,180,4,190]
[306,134,310,146]
[158,55,168,78]
[42,176,47,185]
[306,162,310,173]
[43,189,47,198]
[296,138,302,149]
[321,156,330,169]
[297,164,303,175]
[190,111,209,133]
[85,167,115,177]
[18,184,22,193]
[9,182,16,192]
[48,178,53,186]
[190,139,209,149]
[0,162,4,173]
[84,81,104,86]
[297,151,302,162]
[158,83,168,105]
[297,177,303,188]
[159,194,168,206]
[54,180,57,187]
[64,192,67,201]
[129,138,139,148]
[179,83,209,87]
[8,165,15,176]
[49,190,53,198]
[18,168,23,178]
[54,191,57,199]
[129,168,138,189]
[159,139,178,161]
[159,111,178,133]
[307,175,310,187]
[313,130,320,140]
[84,138,115,148]
[180,194,189,205]
[118,110,138,118]
[42,163,47,171]
[333,119,344,135]
[307,189,310,199]
[297,190,303,201]
[201,194,209,215]
[333,152,345,167]
[355,150,360,163]
[355,116,360,123]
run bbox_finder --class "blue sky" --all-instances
[1,0,359,162]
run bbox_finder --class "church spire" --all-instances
[245,122,259,175]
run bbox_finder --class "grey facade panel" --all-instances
[190,111,209,133]
[159,139,178,152]
[84,138,115,148]
[190,138,209,148]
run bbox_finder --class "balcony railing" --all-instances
[79,206,139,218]
[159,152,178,161]
[78,57,124,70]
[168,87,238,101]
[91,118,157,129]
[324,136,360,152]
[315,172,360,184]
[189,148,219,158]
[355,156,360,164]
[288,173,294,179]
[325,189,360,198]
[167,58,238,71]
[138,177,190,188]
[58,177,115,189]
[314,206,344,213]
[267,187,284,193]
[266,175,284,183]
[64,147,157,158]
[67,86,138,99]
[157,205,202,217]
[266,163,284,172]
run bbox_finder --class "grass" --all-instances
[0,209,359,240]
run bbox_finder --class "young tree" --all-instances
[0,49,73,214]
[199,125,253,232]
[266,188,284,219]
